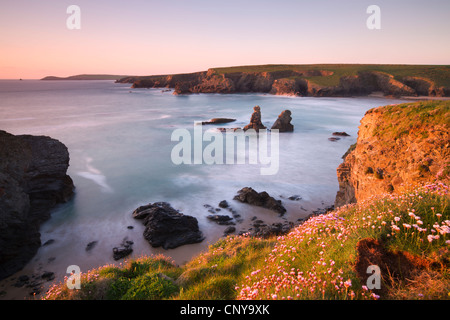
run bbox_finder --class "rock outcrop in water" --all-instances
[334,101,450,208]
[271,110,294,132]
[0,130,74,280]
[132,202,204,249]
[243,106,267,132]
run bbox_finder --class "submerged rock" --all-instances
[133,202,204,249]
[233,187,286,215]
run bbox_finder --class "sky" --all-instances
[0,0,449,79]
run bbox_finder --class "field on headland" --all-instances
[212,64,450,87]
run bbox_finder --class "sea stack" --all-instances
[271,110,294,132]
[243,106,266,132]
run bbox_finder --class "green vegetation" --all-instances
[371,100,450,140]
[212,64,450,87]
[43,183,450,300]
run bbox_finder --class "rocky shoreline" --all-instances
[117,67,450,98]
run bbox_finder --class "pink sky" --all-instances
[1,0,449,79]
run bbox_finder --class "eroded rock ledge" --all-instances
[0,130,74,280]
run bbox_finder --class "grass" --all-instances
[370,100,450,141]
[211,64,450,87]
[43,182,450,300]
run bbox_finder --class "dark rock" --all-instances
[223,226,236,235]
[233,187,286,215]
[14,275,30,287]
[113,247,132,260]
[288,195,302,201]
[202,118,236,125]
[218,200,229,208]
[133,202,204,250]
[19,275,29,282]
[42,239,55,246]
[332,132,350,136]
[243,106,267,132]
[0,130,75,280]
[132,202,175,220]
[207,214,234,225]
[41,271,55,281]
[113,238,133,260]
[271,110,294,132]
[312,205,335,215]
[328,137,340,141]
[127,225,134,229]
[241,221,294,239]
[85,241,98,251]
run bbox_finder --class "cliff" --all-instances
[335,100,450,208]
[0,131,75,280]
[116,64,450,97]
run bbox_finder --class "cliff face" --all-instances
[117,67,450,97]
[335,101,450,208]
[0,131,74,280]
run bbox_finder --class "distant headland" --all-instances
[115,64,450,98]
[41,64,450,98]
[41,74,129,81]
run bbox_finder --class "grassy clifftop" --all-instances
[43,182,449,300]
[212,64,450,88]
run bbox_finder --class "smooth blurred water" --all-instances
[0,80,407,296]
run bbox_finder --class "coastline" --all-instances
[0,193,333,300]
[1,80,442,300]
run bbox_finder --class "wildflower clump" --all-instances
[238,182,449,300]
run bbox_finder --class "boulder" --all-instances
[218,200,229,208]
[243,106,267,132]
[133,202,204,249]
[233,187,286,215]
[207,214,234,225]
[241,221,293,239]
[113,238,133,260]
[271,110,294,132]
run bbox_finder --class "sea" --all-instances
[0,79,407,298]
